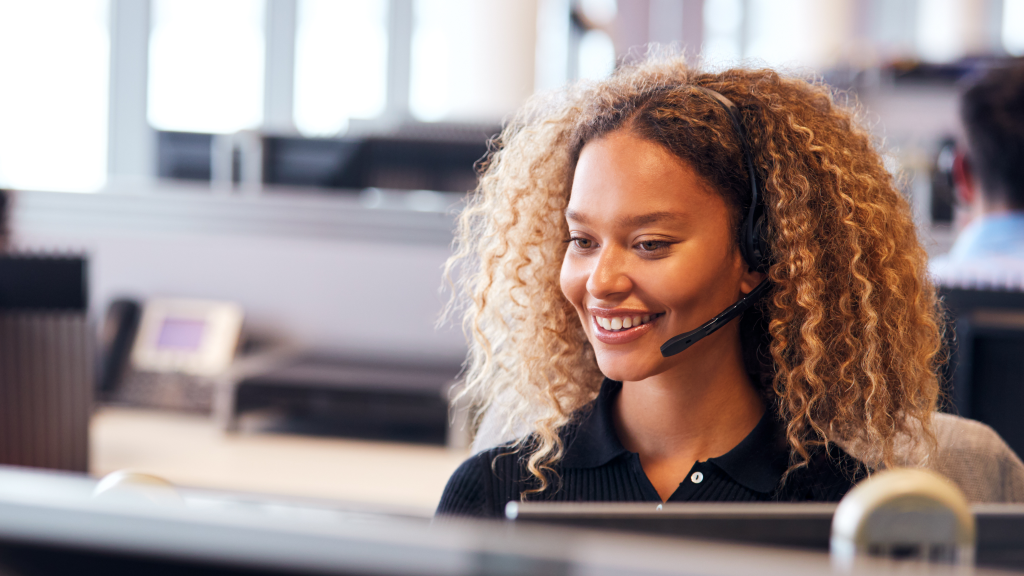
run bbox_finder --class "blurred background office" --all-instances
[1,0,1024,517]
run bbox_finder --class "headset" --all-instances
[660,87,772,358]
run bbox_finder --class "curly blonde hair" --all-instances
[446,56,943,493]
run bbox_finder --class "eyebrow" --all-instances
[564,209,688,228]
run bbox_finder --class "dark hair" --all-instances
[961,59,1024,208]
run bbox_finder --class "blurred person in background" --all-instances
[436,55,944,518]
[931,59,1024,287]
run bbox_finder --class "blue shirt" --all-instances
[930,213,1024,289]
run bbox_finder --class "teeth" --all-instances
[596,314,658,332]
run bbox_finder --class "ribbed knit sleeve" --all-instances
[435,452,491,518]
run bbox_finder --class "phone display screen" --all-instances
[155,318,206,351]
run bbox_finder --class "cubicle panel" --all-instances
[0,254,91,472]
[0,313,92,472]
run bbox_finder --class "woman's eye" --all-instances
[638,240,667,252]
[572,238,594,249]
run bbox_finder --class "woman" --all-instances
[437,57,943,518]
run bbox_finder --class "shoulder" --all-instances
[435,444,530,519]
[777,444,866,502]
[929,413,1024,503]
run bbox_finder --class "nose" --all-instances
[586,246,633,299]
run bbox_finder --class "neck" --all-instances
[972,193,1018,220]
[613,324,765,462]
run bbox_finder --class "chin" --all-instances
[593,349,663,382]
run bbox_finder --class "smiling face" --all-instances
[560,129,762,383]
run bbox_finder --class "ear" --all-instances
[953,150,977,207]
[739,268,767,295]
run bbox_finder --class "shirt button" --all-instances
[691,471,704,484]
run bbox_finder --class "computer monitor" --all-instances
[507,500,1024,571]
[508,501,836,549]
[156,131,214,181]
[0,465,871,576]
[156,130,490,194]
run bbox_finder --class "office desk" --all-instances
[89,407,469,516]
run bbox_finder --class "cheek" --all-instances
[559,256,587,309]
[651,247,737,310]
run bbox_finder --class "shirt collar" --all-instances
[561,379,629,469]
[561,378,789,494]
[705,405,790,494]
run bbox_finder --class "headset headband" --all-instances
[692,86,767,272]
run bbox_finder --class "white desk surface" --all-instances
[89,407,469,516]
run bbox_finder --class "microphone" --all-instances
[660,278,771,357]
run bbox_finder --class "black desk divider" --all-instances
[0,254,91,472]
[0,255,87,310]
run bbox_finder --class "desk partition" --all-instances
[0,255,91,472]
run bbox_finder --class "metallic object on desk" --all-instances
[830,468,975,569]
[93,470,184,508]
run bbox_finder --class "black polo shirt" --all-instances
[436,379,864,519]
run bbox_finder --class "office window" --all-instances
[1005,0,1024,56]
[148,0,265,134]
[0,0,110,192]
[746,0,796,67]
[577,30,617,79]
[293,0,388,136]
[409,0,461,121]
[703,0,743,67]
[575,0,617,80]
[916,0,962,63]
[409,0,536,123]
[745,0,852,70]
